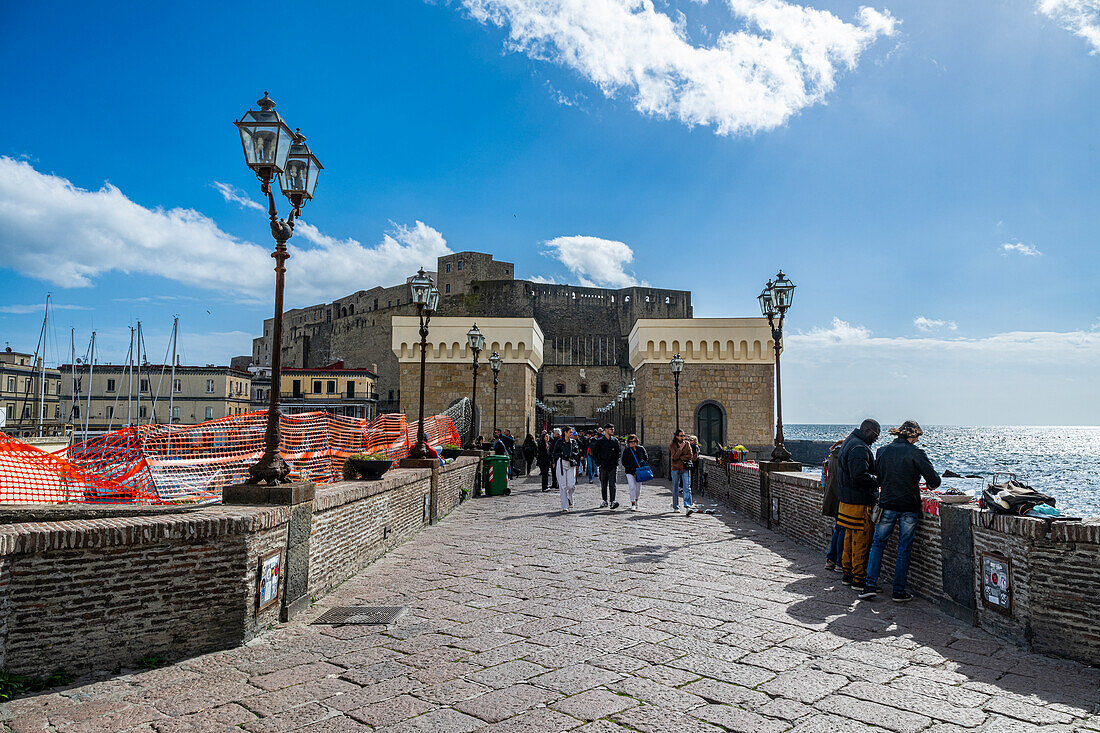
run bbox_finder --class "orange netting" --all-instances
[0,410,460,505]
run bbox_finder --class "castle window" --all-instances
[458,261,463,270]
[472,285,480,293]
[374,299,378,309]
[388,301,392,307]
[579,383,588,393]
[446,263,451,273]
[397,299,401,305]
[601,383,609,394]
[445,284,451,293]
[555,383,565,394]
[349,304,354,315]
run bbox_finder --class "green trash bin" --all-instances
[483,454,511,496]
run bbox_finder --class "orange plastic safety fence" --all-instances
[0,409,461,505]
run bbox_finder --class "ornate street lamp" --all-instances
[670,353,684,432]
[489,351,502,433]
[627,380,635,434]
[408,268,440,459]
[233,92,321,485]
[760,270,796,462]
[466,324,484,447]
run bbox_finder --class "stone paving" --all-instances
[4,473,1100,732]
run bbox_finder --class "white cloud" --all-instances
[1002,242,1042,257]
[913,316,957,332]
[789,317,1100,364]
[0,157,451,307]
[1039,0,1100,54]
[541,235,648,288]
[212,181,265,212]
[528,274,559,284]
[457,0,898,135]
[0,303,91,314]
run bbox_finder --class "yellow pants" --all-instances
[838,502,873,584]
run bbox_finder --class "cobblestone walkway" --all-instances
[4,474,1100,732]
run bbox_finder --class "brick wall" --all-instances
[0,457,481,678]
[698,457,1100,666]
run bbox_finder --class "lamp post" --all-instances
[408,268,440,459]
[488,351,502,433]
[627,380,635,434]
[466,324,484,447]
[617,389,626,434]
[759,270,796,462]
[670,353,684,432]
[234,92,322,485]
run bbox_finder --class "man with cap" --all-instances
[836,419,881,588]
[860,420,941,601]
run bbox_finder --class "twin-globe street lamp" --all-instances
[759,270,796,462]
[466,324,485,447]
[408,268,441,459]
[489,351,502,434]
[234,92,322,485]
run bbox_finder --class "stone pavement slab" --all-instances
[2,473,1099,732]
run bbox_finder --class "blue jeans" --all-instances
[865,510,919,594]
[586,455,596,481]
[826,524,845,565]
[671,469,693,508]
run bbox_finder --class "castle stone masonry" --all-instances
[253,251,774,446]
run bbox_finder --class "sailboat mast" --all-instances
[37,294,49,437]
[136,321,144,425]
[126,326,135,427]
[168,316,178,425]
[69,328,75,435]
[84,331,95,441]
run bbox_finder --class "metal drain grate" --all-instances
[312,606,408,625]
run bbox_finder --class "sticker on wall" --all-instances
[981,552,1012,614]
[258,549,282,613]
[424,493,431,521]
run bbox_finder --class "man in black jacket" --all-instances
[860,420,941,602]
[593,424,622,509]
[836,419,880,588]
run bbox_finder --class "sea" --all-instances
[784,425,1100,518]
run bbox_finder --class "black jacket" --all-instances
[522,437,537,460]
[837,429,879,506]
[502,434,516,453]
[552,437,578,465]
[875,438,941,512]
[592,435,621,468]
[492,437,508,456]
[536,439,552,468]
[621,445,649,475]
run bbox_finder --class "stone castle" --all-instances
[253,251,776,449]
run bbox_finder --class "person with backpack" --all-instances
[860,420,941,602]
[821,439,845,572]
[837,419,881,588]
[522,433,537,476]
[621,434,650,511]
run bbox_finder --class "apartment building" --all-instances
[250,361,378,420]
[0,347,64,437]
[59,364,252,432]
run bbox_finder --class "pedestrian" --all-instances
[585,430,598,483]
[537,431,553,492]
[860,421,941,601]
[669,429,696,515]
[837,419,881,589]
[821,439,845,572]
[491,429,508,456]
[550,427,561,489]
[576,430,590,482]
[593,423,622,509]
[522,433,537,476]
[553,426,579,512]
[621,433,649,511]
[689,434,701,492]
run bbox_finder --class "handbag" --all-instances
[629,448,654,482]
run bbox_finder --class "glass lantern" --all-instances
[235,92,295,178]
[426,287,440,313]
[758,281,776,318]
[670,353,685,374]
[771,270,795,311]
[279,129,323,205]
[489,351,502,373]
[409,268,432,306]
[467,324,484,352]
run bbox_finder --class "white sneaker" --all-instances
[630,503,637,511]
[568,501,573,509]
[685,506,695,516]
[600,501,609,508]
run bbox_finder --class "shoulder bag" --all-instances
[630,448,654,482]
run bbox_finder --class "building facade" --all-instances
[59,365,252,433]
[249,363,378,420]
[0,348,63,437]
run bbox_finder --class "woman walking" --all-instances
[669,429,696,515]
[621,434,649,511]
[522,433,537,476]
[553,426,579,512]
[536,432,553,491]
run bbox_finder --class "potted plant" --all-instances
[441,444,464,460]
[343,453,393,481]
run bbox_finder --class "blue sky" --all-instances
[1,0,1098,424]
